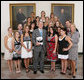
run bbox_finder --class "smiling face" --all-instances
[56,21,60,27]
[18,24,22,30]
[25,26,29,33]
[15,32,20,38]
[65,21,71,28]
[70,24,76,33]
[31,12,35,18]
[45,17,49,22]
[27,17,31,23]
[54,16,58,22]
[60,29,66,36]
[8,27,12,34]
[38,21,43,29]
[50,27,53,34]
[31,23,35,29]
[41,11,45,17]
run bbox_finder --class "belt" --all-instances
[47,41,55,43]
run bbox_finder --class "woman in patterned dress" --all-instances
[47,27,58,72]
[68,24,80,78]
[4,27,13,72]
[12,31,21,73]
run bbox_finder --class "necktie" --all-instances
[40,30,43,37]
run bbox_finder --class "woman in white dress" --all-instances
[4,27,13,72]
[21,26,32,73]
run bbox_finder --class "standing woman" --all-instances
[50,13,55,25]
[47,27,58,72]
[26,17,31,27]
[12,31,21,73]
[4,27,13,72]
[68,24,80,78]
[43,17,50,30]
[21,26,33,73]
[35,16,40,29]
[30,22,35,36]
[58,28,73,74]
[40,11,46,23]
[30,12,36,23]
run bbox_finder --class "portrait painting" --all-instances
[10,3,36,31]
[51,4,74,27]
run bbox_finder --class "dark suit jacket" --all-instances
[32,28,47,53]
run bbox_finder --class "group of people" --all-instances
[4,11,80,78]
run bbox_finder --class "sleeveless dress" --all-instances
[21,36,33,59]
[13,38,21,60]
[58,36,69,59]
[47,35,58,61]
[4,35,13,60]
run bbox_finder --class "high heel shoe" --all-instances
[73,76,76,78]
[26,68,30,73]
[53,69,55,72]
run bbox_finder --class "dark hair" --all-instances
[31,12,35,14]
[66,20,72,23]
[48,27,56,36]
[23,26,31,37]
[60,27,67,35]
[27,17,31,20]
[30,22,35,29]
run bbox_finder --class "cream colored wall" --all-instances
[1,1,83,53]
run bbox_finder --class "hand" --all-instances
[17,51,21,54]
[26,49,31,52]
[53,49,56,54]
[36,42,40,46]
[63,48,68,51]
[9,49,12,53]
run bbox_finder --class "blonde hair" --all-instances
[71,23,76,29]
[8,27,12,31]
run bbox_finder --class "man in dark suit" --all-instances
[32,21,47,74]
[16,8,26,26]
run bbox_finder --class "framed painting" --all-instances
[10,3,36,31]
[51,3,74,27]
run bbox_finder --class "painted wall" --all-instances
[1,1,83,53]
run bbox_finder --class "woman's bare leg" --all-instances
[14,60,18,72]
[51,62,53,71]
[24,59,27,68]
[72,60,76,76]
[10,60,13,72]
[63,59,67,73]
[52,62,55,71]
[7,60,12,72]
[61,59,64,72]
[27,58,29,69]
[18,60,21,72]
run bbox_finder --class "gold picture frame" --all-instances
[51,3,74,26]
[10,3,36,31]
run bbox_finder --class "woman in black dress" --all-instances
[58,28,73,74]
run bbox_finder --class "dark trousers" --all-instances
[33,46,45,71]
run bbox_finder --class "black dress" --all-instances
[58,36,69,59]
[13,38,21,60]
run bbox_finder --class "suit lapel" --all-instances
[37,28,44,38]
[37,29,41,36]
